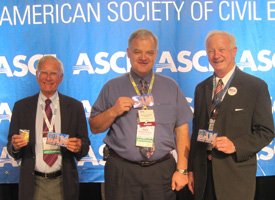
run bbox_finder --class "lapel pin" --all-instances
[228,87,237,96]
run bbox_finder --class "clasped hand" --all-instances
[212,136,236,154]
[66,138,82,153]
[112,97,135,116]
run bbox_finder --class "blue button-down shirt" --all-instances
[90,70,193,161]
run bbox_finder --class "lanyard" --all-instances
[39,98,58,132]
[212,67,237,114]
[129,72,155,95]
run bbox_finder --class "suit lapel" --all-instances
[206,76,213,118]
[216,68,241,117]
[26,94,39,154]
[59,93,71,134]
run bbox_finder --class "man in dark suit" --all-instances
[188,30,274,200]
[7,55,90,200]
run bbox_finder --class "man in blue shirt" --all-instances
[89,29,193,200]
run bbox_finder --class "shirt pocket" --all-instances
[154,103,177,125]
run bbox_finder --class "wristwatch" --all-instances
[176,169,188,175]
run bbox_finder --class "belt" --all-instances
[109,149,171,167]
[34,170,62,179]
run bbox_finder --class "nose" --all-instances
[46,73,52,80]
[213,50,220,58]
[139,53,147,60]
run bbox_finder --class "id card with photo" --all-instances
[46,132,69,147]
[132,94,154,108]
[197,129,218,144]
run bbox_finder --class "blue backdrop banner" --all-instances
[0,0,275,183]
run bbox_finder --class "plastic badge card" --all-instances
[19,129,29,142]
[132,94,154,108]
[46,132,69,147]
[197,129,218,144]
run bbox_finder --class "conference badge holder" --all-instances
[133,92,156,148]
[197,129,218,144]
[136,121,156,147]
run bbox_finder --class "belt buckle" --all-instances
[44,173,49,179]
[140,161,155,167]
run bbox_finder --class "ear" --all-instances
[36,71,39,81]
[127,48,130,58]
[58,74,64,84]
[154,49,158,60]
[232,47,237,57]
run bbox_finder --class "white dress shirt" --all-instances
[35,91,62,173]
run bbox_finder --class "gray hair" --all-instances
[205,30,236,49]
[37,55,64,74]
[128,29,158,50]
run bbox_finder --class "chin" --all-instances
[212,65,225,70]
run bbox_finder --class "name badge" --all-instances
[132,94,154,108]
[46,132,69,147]
[43,133,61,154]
[197,129,218,144]
[136,122,156,147]
[138,109,155,122]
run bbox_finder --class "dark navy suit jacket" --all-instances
[188,68,274,200]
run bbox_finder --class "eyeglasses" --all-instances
[38,71,59,78]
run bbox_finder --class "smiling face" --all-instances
[206,34,237,78]
[36,58,63,98]
[127,36,158,78]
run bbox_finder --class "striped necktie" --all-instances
[215,79,223,101]
[211,79,223,118]
[43,99,58,167]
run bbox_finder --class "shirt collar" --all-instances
[215,65,236,87]
[39,91,59,104]
[130,69,153,84]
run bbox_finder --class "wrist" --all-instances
[176,168,188,175]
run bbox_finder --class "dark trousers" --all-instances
[203,160,217,200]
[104,155,177,200]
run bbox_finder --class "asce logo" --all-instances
[0,103,11,123]
[73,52,131,74]
[0,54,55,77]
[73,50,275,75]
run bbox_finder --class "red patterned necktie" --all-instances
[43,99,58,166]
[211,79,223,118]
[215,79,223,100]
[139,79,155,158]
